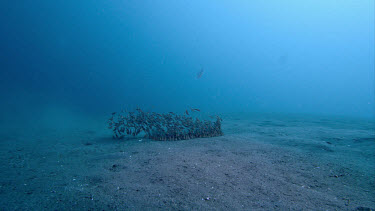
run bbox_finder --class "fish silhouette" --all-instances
[196,68,204,79]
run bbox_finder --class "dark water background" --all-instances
[0,1,374,130]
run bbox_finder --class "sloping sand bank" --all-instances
[0,114,374,210]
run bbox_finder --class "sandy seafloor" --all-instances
[0,113,374,210]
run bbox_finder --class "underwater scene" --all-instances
[0,1,374,210]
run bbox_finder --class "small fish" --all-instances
[185,110,189,115]
[112,112,116,115]
[196,68,204,79]
[191,108,200,112]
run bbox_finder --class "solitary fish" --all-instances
[196,68,204,79]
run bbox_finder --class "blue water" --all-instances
[0,1,374,210]
[1,1,374,125]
